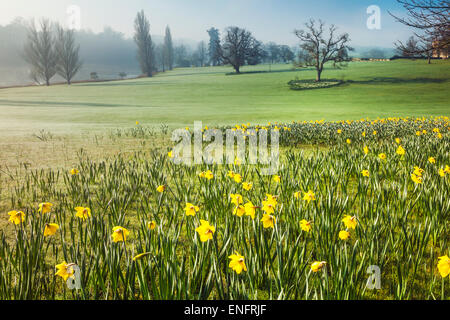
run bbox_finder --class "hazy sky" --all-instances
[0,0,412,47]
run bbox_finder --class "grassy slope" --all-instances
[0,59,449,138]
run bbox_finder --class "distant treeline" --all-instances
[0,16,398,86]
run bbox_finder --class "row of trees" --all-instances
[134,12,295,75]
[24,19,81,85]
[134,10,174,77]
[23,12,352,84]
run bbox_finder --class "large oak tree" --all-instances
[217,26,263,73]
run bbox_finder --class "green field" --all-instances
[0,60,449,138]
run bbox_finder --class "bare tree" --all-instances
[390,0,449,58]
[134,10,154,77]
[23,19,58,86]
[217,26,263,73]
[196,41,207,67]
[55,24,82,85]
[396,34,436,63]
[294,19,352,82]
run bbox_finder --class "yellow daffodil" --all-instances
[342,215,357,229]
[111,226,129,243]
[339,230,350,240]
[70,168,79,175]
[228,253,247,274]
[346,138,351,144]
[361,170,370,177]
[168,151,174,158]
[300,219,312,232]
[395,138,401,144]
[262,200,275,214]
[265,194,278,205]
[230,194,243,206]
[378,153,386,160]
[8,210,25,225]
[233,205,246,217]
[363,145,369,155]
[261,214,276,229]
[184,203,199,216]
[227,170,235,178]
[396,145,405,156]
[242,182,253,191]
[303,190,315,203]
[244,202,257,219]
[148,221,156,230]
[38,202,53,214]
[156,185,166,193]
[195,220,215,242]
[411,173,422,184]
[437,255,450,278]
[205,170,214,180]
[273,175,281,183]
[413,166,424,176]
[311,261,326,272]
[439,168,445,177]
[44,223,59,237]
[428,157,436,164]
[75,207,91,220]
[55,261,75,281]
[337,129,342,134]
[233,173,242,183]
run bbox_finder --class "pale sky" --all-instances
[0,0,413,47]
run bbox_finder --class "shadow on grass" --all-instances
[0,99,154,108]
[344,77,448,85]
[77,81,170,87]
[226,68,301,76]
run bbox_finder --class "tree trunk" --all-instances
[235,65,240,74]
[427,55,431,64]
[316,69,322,82]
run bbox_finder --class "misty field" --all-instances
[0,60,449,300]
[0,59,449,138]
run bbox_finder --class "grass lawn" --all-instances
[0,59,449,139]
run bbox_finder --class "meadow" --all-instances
[0,60,449,300]
[0,60,449,138]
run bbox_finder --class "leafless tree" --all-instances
[390,0,449,59]
[196,41,207,67]
[217,26,263,73]
[294,19,353,82]
[396,34,436,63]
[23,19,58,86]
[55,24,82,84]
